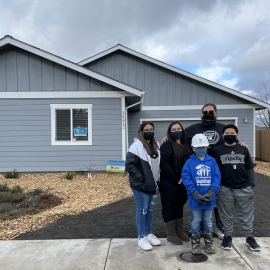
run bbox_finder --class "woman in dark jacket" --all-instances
[160,121,192,245]
[125,122,161,251]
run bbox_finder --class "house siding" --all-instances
[128,108,255,157]
[85,51,253,106]
[0,98,122,172]
[0,46,117,92]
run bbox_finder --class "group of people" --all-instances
[125,103,260,254]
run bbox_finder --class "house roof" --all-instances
[0,36,143,97]
[78,44,270,109]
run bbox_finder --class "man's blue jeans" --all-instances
[132,188,158,239]
[191,209,213,234]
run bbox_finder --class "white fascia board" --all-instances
[78,45,120,65]
[142,104,262,110]
[0,91,135,99]
[0,38,142,97]
[78,44,270,109]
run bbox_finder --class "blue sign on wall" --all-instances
[74,127,87,136]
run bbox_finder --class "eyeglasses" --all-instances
[143,129,154,132]
[202,110,215,114]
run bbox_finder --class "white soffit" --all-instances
[78,44,270,109]
[0,36,142,97]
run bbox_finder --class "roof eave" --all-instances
[77,44,270,109]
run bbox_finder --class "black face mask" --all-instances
[201,113,216,127]
[143,132,154,140]
[224,135,237,144]
[170,131,183,139]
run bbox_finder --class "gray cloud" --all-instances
[0,0,269,94]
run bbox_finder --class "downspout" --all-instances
[125,94,144,156]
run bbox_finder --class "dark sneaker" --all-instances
[246,237,261,251]
[221,235,232,250]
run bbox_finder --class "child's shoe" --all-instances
[204,233,216,254]
[191,233,201,254]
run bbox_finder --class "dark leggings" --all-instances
[159,183,188,223]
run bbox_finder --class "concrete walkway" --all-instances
[0,238,269,270]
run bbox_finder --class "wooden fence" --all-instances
[256,130,270,161]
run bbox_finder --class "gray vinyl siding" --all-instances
[85,51,253,106]
[0,98,122,172]
[0,46,119,92]
[127,108,255,157]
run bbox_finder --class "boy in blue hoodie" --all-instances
[182,134,221,254]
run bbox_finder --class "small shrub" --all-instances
[0,183,9,192]
[0,204,10,214]
[66,171,75,180]
[11,185,23,194]
[5,169,19,179]
[0,191,26,203]
[0,186,62,220]
[30,189,43,196]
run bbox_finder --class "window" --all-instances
[50,104,92,145]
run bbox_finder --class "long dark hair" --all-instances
[166,121,192,172]
[138,122,159,157]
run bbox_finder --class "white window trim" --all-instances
[50,104,92,145]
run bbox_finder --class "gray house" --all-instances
[0,37,269,172]
[79,44,270,159]
[0,36,142,172]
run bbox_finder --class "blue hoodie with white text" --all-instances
[181,153,221,210]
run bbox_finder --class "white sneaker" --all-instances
[146,233,161,246]
[138,237,152,251]
[215,228,224,240]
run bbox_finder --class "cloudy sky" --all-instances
[0,0,269,97]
